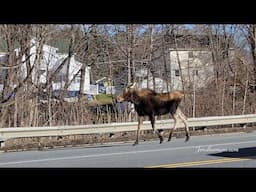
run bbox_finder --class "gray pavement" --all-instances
[1,131,256,167]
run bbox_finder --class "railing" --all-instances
[0,114,256,142]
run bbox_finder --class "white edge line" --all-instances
[1,140,256,166]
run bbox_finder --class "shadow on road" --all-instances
[209,147,256,160]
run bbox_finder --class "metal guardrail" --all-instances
[0,114,256,140]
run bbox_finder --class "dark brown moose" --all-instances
[116,82,190,145]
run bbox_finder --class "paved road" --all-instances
[1,131,256,167]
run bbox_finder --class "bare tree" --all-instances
[245,24,256,92]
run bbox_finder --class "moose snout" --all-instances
[116,95,124,103]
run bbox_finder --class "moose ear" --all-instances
[129,82,136,89]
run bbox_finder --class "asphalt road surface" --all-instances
[1,131,256,168]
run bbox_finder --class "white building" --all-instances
[2,38,93,95]
[135,68,169,92]
[0,52,8,92]
[169,48,235,90]
[169,48,215,90]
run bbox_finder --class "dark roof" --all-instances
[164,34,235,50]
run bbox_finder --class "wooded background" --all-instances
[0,24,255,127]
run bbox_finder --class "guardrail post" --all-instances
[0,138,6,149]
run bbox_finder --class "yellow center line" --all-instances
[146,157,254,168]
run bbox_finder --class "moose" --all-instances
[116,82,190,145]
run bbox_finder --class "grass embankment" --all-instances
[88,94,114,106]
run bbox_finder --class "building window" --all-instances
[39,69,46,75]
[193,70,198,76]
[175,70,180,76]
[188,51,193,58]
[74,75,81,83]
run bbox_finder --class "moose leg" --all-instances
[168,112,179,141]
[133,116,143,146]
[177,108,190,142]
[149,115,163,144]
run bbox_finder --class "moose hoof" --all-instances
[159,137,164,144]
[133,141,139,146]
[185,136,190,142]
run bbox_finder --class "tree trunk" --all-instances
[149,25,156,90]
[161,25,169,92]
[221,77,226,116]
[174,35,185,95]
[249,25,256,92]
[242,69,249,115]
[232,72,236,115]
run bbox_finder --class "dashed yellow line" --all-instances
[146,157,253,168]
